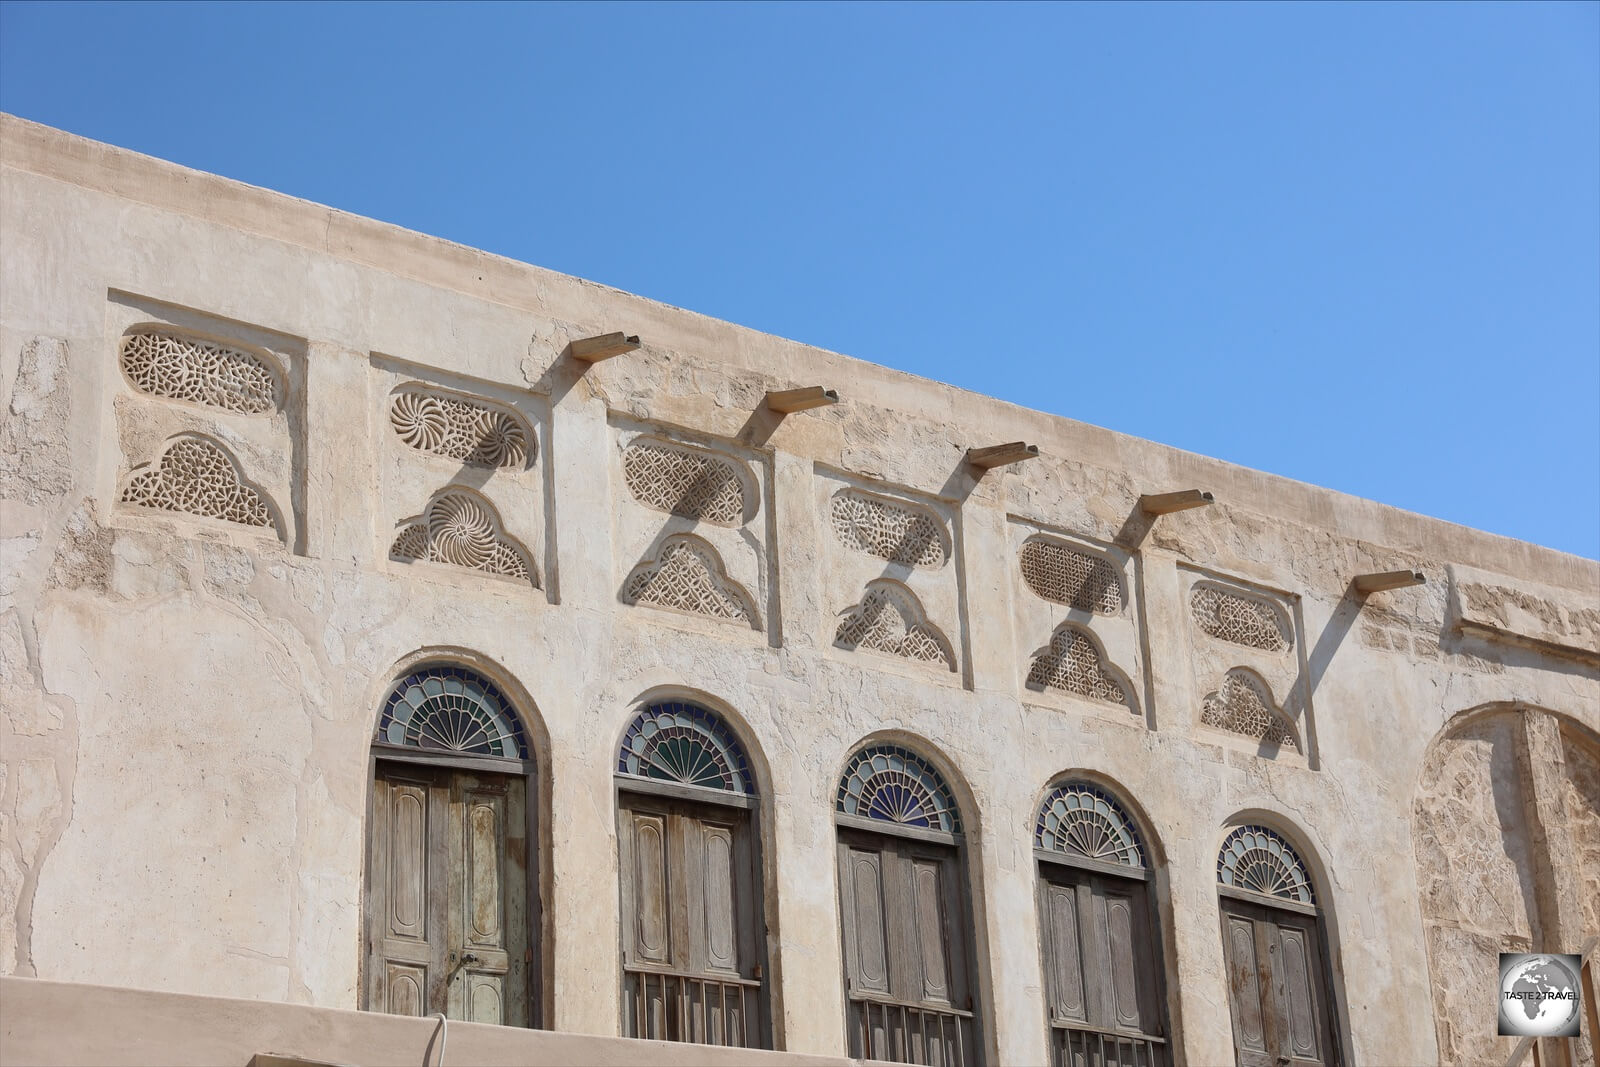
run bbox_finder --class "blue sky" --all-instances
[3,2,1596,558]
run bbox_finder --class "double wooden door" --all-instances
[1219,896,1337,1067]
[366,762,532,1026]
[617,793,766,1048]
[837,829,976,1066]
[1038,864,1166,1066]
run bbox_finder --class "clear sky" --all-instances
[3,2,1596,558]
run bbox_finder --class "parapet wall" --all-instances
[2,113,1596,1066]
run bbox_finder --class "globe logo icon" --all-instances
[1498,954,1581,1037]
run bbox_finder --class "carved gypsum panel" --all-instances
[622,440,749,526]
[1200,669,1298,750]
[389,388,532,469]
[623,536,755,624]
[829,489,947,569]
[390,490,537,585]
[119,329,281,414]
[1019,538,1123,614]
[120,436,276,530]
[1026,626,1132,709]
[1190,583,1292,652]
[834,581,955,670]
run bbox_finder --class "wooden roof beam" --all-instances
[1139,489,1214,515]
[765,386,839,413]
[568,332,640,363]
[966,442,1040,470]
[1353,570,1426,594]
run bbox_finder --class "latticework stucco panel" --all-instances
[816,471,961,675]
[374,360,551,597]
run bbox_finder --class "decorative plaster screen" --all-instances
[1217,825,1315,905]
[389,388,532,469]
[1019,539,1124,614]
[616,701,754,795]
[375,665,528,759]
[1190,585,1291,652]
[1201,669,1299,751]
[837,745,962,834]
[623,537,753,624]
[1026,627,1131,709]
[119,329,281,414]
[120,436,275,529]
[830,490,947,569]
[623,440,748,526]
[390,491,535,584]
[834,583,954,670]
[1035,781,1145,868]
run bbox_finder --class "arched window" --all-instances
[835,743,979,1066]
[364,662,541,1028]
[1216,825,1341,1066]
[1033,780,1168,1066]
[615,701,768,1049]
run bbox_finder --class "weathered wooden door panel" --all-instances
[1220,897,1335,1067]
[1039,864,1166,1067]
[839,831,975,1067]
[618,794,765,1048]
[367,764,531,1027]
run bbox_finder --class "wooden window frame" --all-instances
[834,814,984,1066]
[1035,848,1170,1066]
[613,775,772,1048]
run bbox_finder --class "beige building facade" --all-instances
[0,114,1596,1066]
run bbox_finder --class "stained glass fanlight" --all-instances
[836,744,962,834]
[376,665,528,759]
[617,701,754,794]
[1217,825,1315,905]
[1035,781,1145,867]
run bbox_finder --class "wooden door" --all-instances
[838,830,975,1066]
[1220,896,1335,1067]
[1038,865,1165,1065]
[618,794,764,1047]
[366,763,531,1026]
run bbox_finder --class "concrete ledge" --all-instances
[0,977,856,1067]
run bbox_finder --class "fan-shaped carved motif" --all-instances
[1191,583,1292,651]
[834,581,954,670]
[1035,781,1145,867]
[829,490,948,569]
[1026,625,1133,710]
[1217,825,1315,904]
[389,388,533,469]
[119,329,281,414]
[622,439,749,526]
[389,489,536,585]
[1020,538,1123,614]
[375,665,527,759]
[119,435,276,530]
[623,536,755,625]
[837,745,961,834]
[617,702,754,794]
[1200,669,1298,751]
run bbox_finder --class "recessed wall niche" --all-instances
[372,353,552,598]
[106,292,304,549]
[611,419,772,637]
[1009,518,1145,722]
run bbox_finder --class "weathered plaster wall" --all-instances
[2,114,1597,1066]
